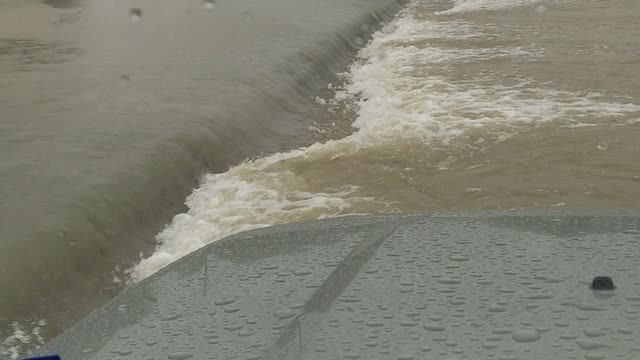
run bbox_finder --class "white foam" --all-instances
[129,149,376,281]
[343,15,640,145]
[437,0,545,14]
[130,8,640,281]
[1,320,46,360]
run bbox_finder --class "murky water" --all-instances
[2,0,640,357]
[135,0,640,276]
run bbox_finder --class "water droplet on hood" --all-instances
[482,342,499,350]
[437,278,462,285]
[583,328,605,337]
[449,255,469,262]
[584,353,605,360]
[575,339,608,351]
[168,352,194,360]
[512,330,540,342]
[129,8,142,22]
[424,323,446,331]
[214,298,236,306]
[397,353,415,360]
[273,310,295,319]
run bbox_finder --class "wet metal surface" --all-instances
[35,213,640,359]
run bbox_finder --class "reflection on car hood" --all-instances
[35,212,640,360]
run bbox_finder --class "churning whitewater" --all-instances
[131,0,640,280]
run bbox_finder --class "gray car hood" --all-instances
[34,213,640,360]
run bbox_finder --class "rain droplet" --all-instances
[535,5,547,14]
[168,352,194,360]
[400,320,419,327]
[129,8,142,22]
[273,310,295,319]
[525,294,553,300]
[561,301,604,311]
[535,275,564,283]
[512,330,540,342]
[584,353,604,360]
[583,328,605,337]
[437,278,462,285]
[111,349,133,356]
[449,255,469,262]
[224,325,243,332]
[366,321,384,328]
[160,314,181,321]
[214,298,236,306]
[424,323,446,332]
[238,329,255,337]
[575,339,608,350]
[618,328,632,335]
[203,0,215,9]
